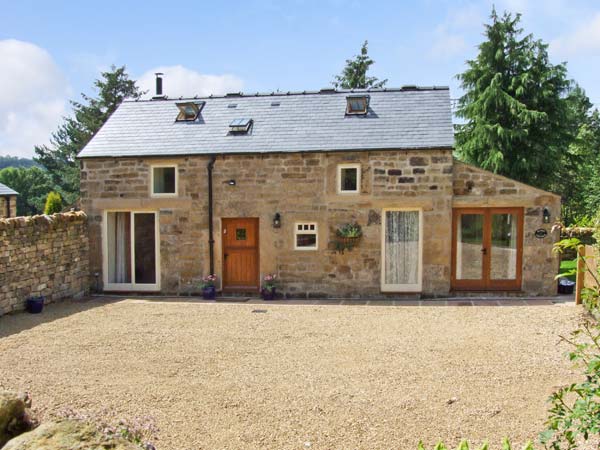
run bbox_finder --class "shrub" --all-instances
[43,191,63,215]
[540,321,600,449]
[417,440,533,450]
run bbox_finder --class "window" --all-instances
[103,211,160,291]
[175,101,204,121]
[381,209,423,292]
[151,165,177,196]
[229,118,253,134]
[337,164,361,194]
[346,95,369,115]
[294,223,318,250]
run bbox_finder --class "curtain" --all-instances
[108,212,131,284]
[385,211,419,285]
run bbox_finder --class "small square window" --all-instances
[152,166,177,196]
[346,95,369,115]
[175,101,204,122]
[337,164,361,194]
[295,222,318,250]
[236,228,247,240]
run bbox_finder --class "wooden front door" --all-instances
[222,218,259,291]
[451,208,523,291]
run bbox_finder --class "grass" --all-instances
[560,259,577,281]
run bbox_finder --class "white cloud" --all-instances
[429,4,483,60]
[138,65,244,99]
[551,12,600,58]
[0,39,69,158]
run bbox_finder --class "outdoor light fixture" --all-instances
[543,207,551,224]
[273,213,281,228]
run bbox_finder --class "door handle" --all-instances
[481,248,487,255]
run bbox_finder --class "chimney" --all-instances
[153,73,165,99]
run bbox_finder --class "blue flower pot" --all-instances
[202,286,216,300]
[26,296,44,314]
[261,288,276,301]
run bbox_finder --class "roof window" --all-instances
[229,118,253,134]
[175,101,204,121]
[346,95,369,115]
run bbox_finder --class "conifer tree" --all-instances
[333,41,387,89]
[455,9,573,190]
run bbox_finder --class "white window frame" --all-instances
[294,222,318,251]
[380,208,423,293]
[337,163,361,194]
[150,164,178,197]
[102,210,161,292]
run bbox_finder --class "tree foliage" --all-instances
[0,155,37,170]
[332,41,387,89]
[455,9,600,223]
[34,66,144,205]
[0,167,54,216]
[44,191,63,215]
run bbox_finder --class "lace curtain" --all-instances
[384,211,419,285]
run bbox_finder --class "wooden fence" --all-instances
[576,245,599,304]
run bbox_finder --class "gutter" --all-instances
[207,156,216,275]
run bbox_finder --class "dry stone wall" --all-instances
[0,212,89,315]
[0,196,17,219]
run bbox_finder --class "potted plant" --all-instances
[200,274,217,300]
[334,222,363,252]
[25,296,44,314]
[261,274,278,300]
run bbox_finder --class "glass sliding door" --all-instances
[381,209,422,292]
[452,208,523,291]
[104,211,160,291]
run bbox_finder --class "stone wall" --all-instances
[452,161,561,295]
[0,212,89,315]
[81,149,454,297]
[80,154,559,297]
[0,196,17,219]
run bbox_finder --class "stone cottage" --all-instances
[0,182,18,219]
[78,81,560,298]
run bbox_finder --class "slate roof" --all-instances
[0,182,18,196]
[78,87,453,158]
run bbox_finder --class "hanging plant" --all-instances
[333,222,363,253]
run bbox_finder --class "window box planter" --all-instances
[25,296,44,314]
[333,223,363,253]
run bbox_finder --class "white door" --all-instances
[381,208,423,292]
[103,211,160,291]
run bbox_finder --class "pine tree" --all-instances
[455,9,573,190]
[333,41,387,89]
[34,66,145,205]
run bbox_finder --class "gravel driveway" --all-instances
[0,297,583,449]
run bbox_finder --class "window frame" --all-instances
[294,222,318,251]
[380,208,423,293]
[150,164,178,198]
[102,210,161,292]
[175,101,204,122]
[345,95,370,115]
[337,163,361,194]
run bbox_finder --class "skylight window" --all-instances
[229,118,253,134]
[346,95,369,115]
[175,101,204,122]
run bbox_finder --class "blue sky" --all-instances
[1,0,599,157]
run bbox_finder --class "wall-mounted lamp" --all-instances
[227,179,236,186]
[543,207,551,224]
[273,212,281,228]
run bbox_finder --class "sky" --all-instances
[1,0,599,158]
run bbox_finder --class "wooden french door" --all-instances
[451,208,523,291]
[222,218,259,291]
